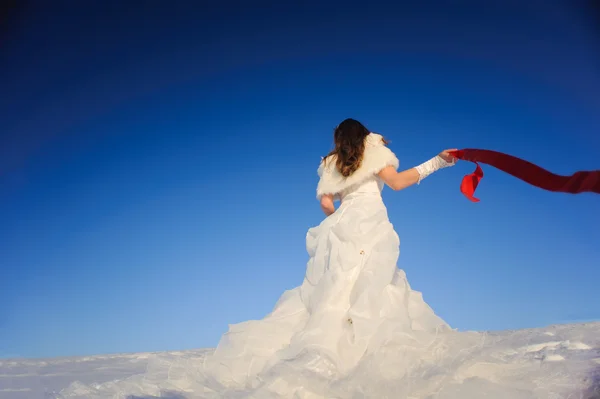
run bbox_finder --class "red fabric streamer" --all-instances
[449,149,600,202]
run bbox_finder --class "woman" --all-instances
[318,118,457,215]
[203,118,458,394]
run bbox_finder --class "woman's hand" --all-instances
[438,149,458,164]
[320,194,336,216]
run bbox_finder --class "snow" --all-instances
[1,323,598,399]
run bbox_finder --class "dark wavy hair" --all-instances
[323,118,387,177]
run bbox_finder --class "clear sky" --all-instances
[1,1,599,359]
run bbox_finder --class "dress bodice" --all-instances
[339,177,384,202]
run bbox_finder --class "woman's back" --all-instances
[316,132,399,203]
[338,177,384,202]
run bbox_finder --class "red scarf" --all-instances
[449,149,600,202]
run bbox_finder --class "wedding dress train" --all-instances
[203,142,451,394]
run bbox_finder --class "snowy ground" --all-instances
[1,323,599,399]
[0,350,211,399]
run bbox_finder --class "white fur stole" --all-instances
[316,133,399,200]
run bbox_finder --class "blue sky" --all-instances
[1,1,599,358]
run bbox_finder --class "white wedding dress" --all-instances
[202,133,451,396]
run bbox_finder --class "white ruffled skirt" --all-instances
[203,192,449,394]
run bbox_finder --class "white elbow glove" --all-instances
[414,155,455,184]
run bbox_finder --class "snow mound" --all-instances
[1,323,598,399]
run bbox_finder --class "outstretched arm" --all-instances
[320,194,335,216]
[378,149,458,191]
[378,166,421,191]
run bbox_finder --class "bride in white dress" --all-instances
[54,119,599,399]
[53,119,599,398]
[203,118,458,396]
